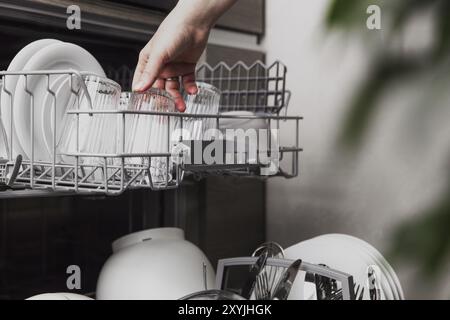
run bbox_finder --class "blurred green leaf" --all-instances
[326,0,362,27]
[339,56,421,148]
[434,1,450,59]
[389,191,450,277]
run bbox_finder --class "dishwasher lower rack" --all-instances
[0,66,302,195]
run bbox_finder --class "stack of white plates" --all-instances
[284,234,404,300]
[0,39,105,161]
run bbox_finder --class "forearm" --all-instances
[170,0,238,30]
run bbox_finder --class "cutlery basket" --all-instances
[216,257,356,300]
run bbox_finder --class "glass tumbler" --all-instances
[180,82,221,141]
[126,89,177,185]
[117,91,132,155]
[58,75,121,160]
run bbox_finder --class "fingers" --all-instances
[158,62,196,79]
[133,55,195,112]
[165,78,186,112]
[132,51,148,91]
[133,51,164,92]
[153,78,166,90]
[133,59,196,92]
[182,73,198,95]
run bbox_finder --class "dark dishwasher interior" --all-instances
[0,21,266,299]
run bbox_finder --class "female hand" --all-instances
[132,0,238,111]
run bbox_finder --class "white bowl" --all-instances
[96,228,216,300]
[26,293,93,300]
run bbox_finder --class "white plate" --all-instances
[13,42,105,161]
[0,39,61,158]
[0,118,7,158]
[284,236,388,300]
[317,234,395,300]
[323,234,404,299]
[320,234,396,300]
[351,236,404,299]
[41,74,76,158]
[0,80,8,158]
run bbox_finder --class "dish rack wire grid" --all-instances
[0,61,302,195]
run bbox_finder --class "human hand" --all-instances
[132,0,238,111]
[132,10,210,111]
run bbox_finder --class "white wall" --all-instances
[263,0,450,299]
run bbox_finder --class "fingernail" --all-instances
[177,102,186,112]
[188,87,198,95]
[133,80,145,91]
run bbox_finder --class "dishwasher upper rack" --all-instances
[108,61,289,114]
[0,69,302,195]
[195,60,287,114]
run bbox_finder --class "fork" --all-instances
[255,272,271,300]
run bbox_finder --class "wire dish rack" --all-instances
[0,61,302,195]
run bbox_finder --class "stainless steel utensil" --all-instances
[252,242,285,299]
[329,283,365,300]
[315,264,337,300]
[271,259,302,300]
[355,284,365,300]
[368,265,381,300]
[252,241,284,258]
[255,270,271,300]
[241,249,269,299]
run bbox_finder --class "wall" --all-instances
[263,0,450,299]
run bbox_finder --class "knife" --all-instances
[241,250,269,299]
[271,259,302,300]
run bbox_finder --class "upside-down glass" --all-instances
[179,82,221,141]
[126,89,177,185]
[58,75,121,161]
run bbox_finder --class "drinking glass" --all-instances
[126,89,177,185]
[180,82,221,141]
[58,75,121,159]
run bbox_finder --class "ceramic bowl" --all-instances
[96,228,216,300]
[26,293,93,300]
